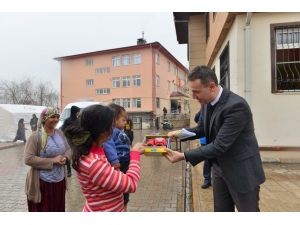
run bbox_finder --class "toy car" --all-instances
[154,138,167,146]
[146,138,167,147]
[146,139,155,146]
[143,135,170,156]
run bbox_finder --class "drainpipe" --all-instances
[245,12,252,105]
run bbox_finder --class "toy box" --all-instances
[143,134,171,156]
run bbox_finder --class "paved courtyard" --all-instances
[1,128,300,212]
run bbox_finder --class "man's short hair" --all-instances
[188,66,218,87]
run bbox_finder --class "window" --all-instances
[112,56,120,67]
[112,98,120,105]
[167,61,170,71]
[271,23,300,93]
[122,54,130,65]
[122,76,130,87]
[156,97,160,108]
[133,75,141,86]
[95,67,110,74]
[86,79,94,86]
[112,78,120,88]
[133,98,141,108]
[174,67,178,75]
[156,75,159,86]
[167,80,170,91]
[122,98,130,108]
[86,99,94,102]
[86,59,93,66]
[155,53,159,64]
[96,88,110,95]
[219,42,230,89]
[133,53,141,64]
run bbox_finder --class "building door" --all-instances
[133,116,142,130]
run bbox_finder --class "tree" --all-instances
[0,77,59,108]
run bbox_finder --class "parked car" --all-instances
[56,101,108,129]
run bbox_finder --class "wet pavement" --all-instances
[0,128,300,212]
[0,128,187,212]
[192,161,300,212]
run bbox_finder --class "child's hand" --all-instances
[132,142,145,155]
[112,162,120,170]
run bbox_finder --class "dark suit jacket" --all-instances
[184,86,266,193]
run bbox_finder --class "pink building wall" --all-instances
[56,42,188,116]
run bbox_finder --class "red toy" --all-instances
[146,139,155,146]
[154,138,167,146]
[145,138,167,146]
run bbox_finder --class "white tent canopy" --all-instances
[0,104,46,142]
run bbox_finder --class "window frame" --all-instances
[96,88,110,95]
[86,59,93,66]
[122,54,130,66]
[133,98,141,108]
[219,42,230,90]
[86,79,94,86]
[133,53,141,64]
[122,76,130,87]
[133,75,141,86]
[112,56,120,67]
[270,22,300,93]
[122,98,130,109]
[112,77,120,88]
[95,67,110,74]
[155,52,160,64]
[112,98,120,105]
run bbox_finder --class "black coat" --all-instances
[60,115,78,132]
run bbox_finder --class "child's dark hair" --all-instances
[108,103,126,119]
[64,105,114,171]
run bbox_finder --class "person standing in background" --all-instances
[163,107,167,118]
[194,109,211,189]
[30,114,38,132]
[124,114,134,147]
[13,118,27,143]
[177,103,182,113]
[60,105,80,177]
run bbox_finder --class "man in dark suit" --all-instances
[165,65,265,212]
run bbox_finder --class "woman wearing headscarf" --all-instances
[24,107,71,212]
[13,118,27,143]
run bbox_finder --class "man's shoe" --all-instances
[201,182,211,189]
[67,171,71,177]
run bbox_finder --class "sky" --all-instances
[0,1,290,92]
[0,11,190,91]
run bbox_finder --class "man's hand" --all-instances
[167,130,181,142]
[163,148,184,163]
